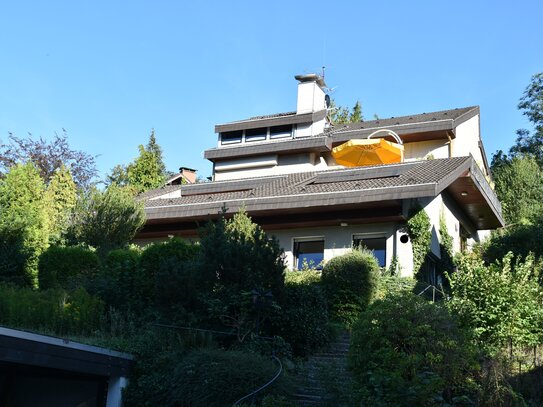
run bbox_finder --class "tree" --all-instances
[492,156,543,224]
[329,99,364,124]
[512,72,543,166]
[105,164,130,188]
[0,130,98,188]
[44,165,77,244]
[67,184,146,257]
[0,163,49,286]
[127,145,165,193]
[146,129,166,177]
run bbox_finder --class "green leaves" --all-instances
[448,253,543,354]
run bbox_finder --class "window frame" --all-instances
[292,236,325,270]
[351,233,387,267]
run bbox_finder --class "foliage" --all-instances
[0,284,104,335]
[406,205,432,279]
[0,130,98,188]
[512,72,543,167]
[139,238,200,312]
[196,210,286,339]
[491,156,543,224]
[44,165,77,243]
[273,270,331,356]
[124,130,167,194]
[38,245,99,290]
[349,292,479,406]
[481,218,543,265]
[376,275,417,298]
[448,252,543,354]
[105,164,130,188]
[125,347,288,407]
[438,213,455,276]
[329,99,364,124]
[67,184,145,257]
[0,162,49,287]
[321,249,380,326]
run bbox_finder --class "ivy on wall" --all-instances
[406,205,431,279]
[437,213,455,275]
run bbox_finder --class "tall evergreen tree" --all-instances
[0,163,49,286]
[146,129,166,177]
[329,99,364,124]
[127,145,165,193]
[44,165,77,243]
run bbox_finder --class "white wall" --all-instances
[404,140,450,161]
[270,222,398,270]
[296,81,326,114]
[452,115,488,176]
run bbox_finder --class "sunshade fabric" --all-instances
[331,138,404,167]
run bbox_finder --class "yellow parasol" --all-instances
[331,129,404,167]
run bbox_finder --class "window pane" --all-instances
[221,130,242,145]
[294,240,324,270]
[245,128,267,142]
[270,125,292,139]
[353,237,386,267]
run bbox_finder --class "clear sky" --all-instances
[1,1,542,181]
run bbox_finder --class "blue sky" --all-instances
[1,1,542,180]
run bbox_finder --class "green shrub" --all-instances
[139,237,200,310]
[38,245,100,289]
[377,275,417,298]
[93,248,150,312]
[349,292,479,406]
[0,284,104,335]
[448,252,543,354]
[273,270,331,356]
[321,249,380,325]
[125,347,288,407]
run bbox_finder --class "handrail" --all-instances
[417,284,447,302]
[367,129,403,145]
[232,355,283,406]
[152,323,274,341]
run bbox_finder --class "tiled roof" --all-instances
[248,111,297,121]
[144,157,470,209]
[328,106,478,135]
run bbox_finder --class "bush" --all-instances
[0,284,104,335]
[448,252,543,354]
[273,270,331,357]
[92,248,150,312]
[125,347,288,407]
[38,245,100,289]
[139,238,200,308]
[321,249,380,325]
[349,292,479,406]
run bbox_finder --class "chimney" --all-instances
[295,73,327,114]
[180,167,197,184]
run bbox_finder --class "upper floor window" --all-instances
[221,130,243,145]
[245,128,267,142]
[294,238,324,270]
[270,125,292,140]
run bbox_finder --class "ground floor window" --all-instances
[352,235,387,267]
[293,238,324,270]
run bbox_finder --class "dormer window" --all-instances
[245,128,267,142]
[221,130,243,145]
[270,125,293,140]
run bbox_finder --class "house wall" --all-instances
[452,115,488,175]
[270,222,399,270]
[404,140,450,161]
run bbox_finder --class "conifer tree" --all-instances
[44,165,77,243]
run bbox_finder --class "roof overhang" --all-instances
[214,109,327,133]
[0,326,134,377]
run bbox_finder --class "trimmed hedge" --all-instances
[38,245,99,289]
[0,284,104,335]
[321,249,380,325]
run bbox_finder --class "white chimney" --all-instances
[295,73,327,114]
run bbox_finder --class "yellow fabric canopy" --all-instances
[332,138,404,167]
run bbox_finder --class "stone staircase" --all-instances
[291,331,353,406]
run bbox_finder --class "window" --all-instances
[245,128,267,142]
[221,130,243,145]
[294,238,324,270]
[352,236,386,267]
[270,125,293,140]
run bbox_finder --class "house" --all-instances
[135,74,503,281]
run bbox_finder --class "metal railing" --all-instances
[233,354,283,406]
